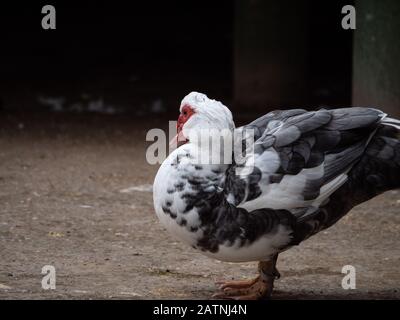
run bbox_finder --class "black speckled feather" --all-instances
[154,97,400,261]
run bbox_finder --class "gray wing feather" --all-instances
[226,107,385,209]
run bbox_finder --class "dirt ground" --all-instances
[0,112,399,300]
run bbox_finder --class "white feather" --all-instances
[203,225,292,262]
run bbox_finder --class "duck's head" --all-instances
[170,92,235,146]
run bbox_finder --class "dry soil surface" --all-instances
[0,112,399,300]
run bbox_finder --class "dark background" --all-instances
[0,0,354,115]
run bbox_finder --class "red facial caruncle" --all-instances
[177,105,195,134]
[169,104,195,147]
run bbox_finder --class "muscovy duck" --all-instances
[153,92,400,299]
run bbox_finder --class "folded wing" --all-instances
[225,107,385,216]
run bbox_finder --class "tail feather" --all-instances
[382,116,400,130]
[343,117,400,203]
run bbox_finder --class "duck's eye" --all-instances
[183,110,187,116]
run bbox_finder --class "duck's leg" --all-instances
[212,254,280,300]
